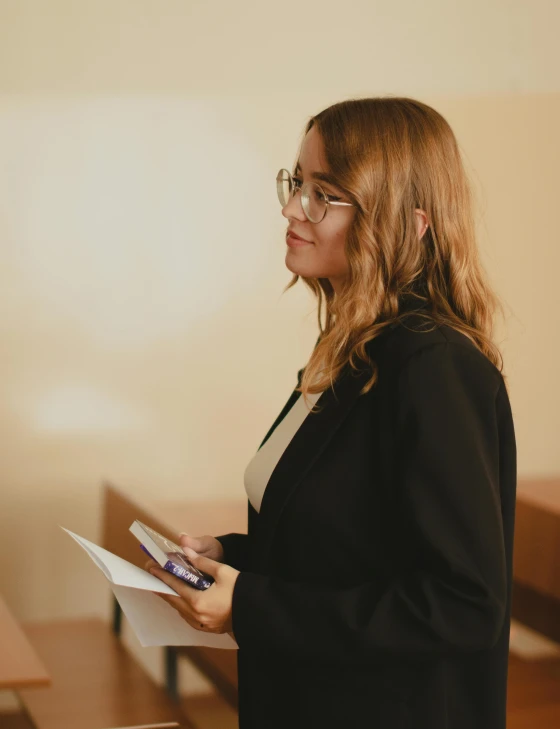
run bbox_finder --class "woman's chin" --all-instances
[285,260,311,277]
[285,251,315,276]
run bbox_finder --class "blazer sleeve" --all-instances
[214,533,250,572]
[229,341,509,663]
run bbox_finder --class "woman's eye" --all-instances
[321,190,341,202]
[293,176,341,202]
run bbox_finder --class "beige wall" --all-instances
[0,1,559,635]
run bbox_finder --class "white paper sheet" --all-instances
[62,527,238,649]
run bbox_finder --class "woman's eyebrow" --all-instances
[294,161,339,187]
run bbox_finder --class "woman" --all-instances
[146,97,517,729]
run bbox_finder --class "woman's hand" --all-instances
[145,548,239,636]
[178,533,225,563]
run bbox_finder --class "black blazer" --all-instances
[216,312,517,729]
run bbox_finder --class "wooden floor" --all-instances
[3,652,560,729]
[13,620,191,729]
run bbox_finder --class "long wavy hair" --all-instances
[283,96,506,412]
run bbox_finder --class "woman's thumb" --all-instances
[179,532,200,551]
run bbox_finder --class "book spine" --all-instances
[163,559,214,590]
[139,544,159,563]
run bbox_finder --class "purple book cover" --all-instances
[132,521,214,590]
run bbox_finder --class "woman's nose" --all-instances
[281,190,307,221]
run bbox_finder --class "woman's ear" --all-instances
[414,208,429,240]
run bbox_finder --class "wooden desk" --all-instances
[101,484,246,571]
[102,477,560,699]
[104,477,560,600]
[0,594,50,690]
[18,620,191,729]
[513,477,560,600]
[512,477,560,642]
[101,482,246,708]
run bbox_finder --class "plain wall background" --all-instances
[1,0,558,642]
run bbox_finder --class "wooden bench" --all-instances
[0,594,50,692]
[7,475,559,728]
[512,476,560,643]
[0,593,50,728]
[101,482,245,710]
[98,475,560,716]
[16,619,194,729]
[5,480,242,729]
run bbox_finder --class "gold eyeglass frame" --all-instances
[276,168,354,223]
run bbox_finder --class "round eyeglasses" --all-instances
[276,168,354,223]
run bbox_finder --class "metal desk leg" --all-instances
[165,645,180,701]
[112,595,122,636]
[114,596,179,702]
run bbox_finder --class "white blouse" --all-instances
[244,388,324,514]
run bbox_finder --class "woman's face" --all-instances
[282,126,355,295]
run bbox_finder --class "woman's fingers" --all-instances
[182,545,199,560]
[157,593,202,629]
[179,533,201,551]
[149,564,200,602]
[154,581,212,632]
[179,534,216,557]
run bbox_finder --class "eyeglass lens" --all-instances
[276,169,328,223]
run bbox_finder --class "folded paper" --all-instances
[62,527,238,649]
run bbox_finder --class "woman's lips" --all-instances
[286,232,313,247]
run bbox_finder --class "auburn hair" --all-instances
[283,96,507,413]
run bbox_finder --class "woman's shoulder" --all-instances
[372,314,504,392]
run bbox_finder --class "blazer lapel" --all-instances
[252,350,379,572]
[250,306,431,570]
